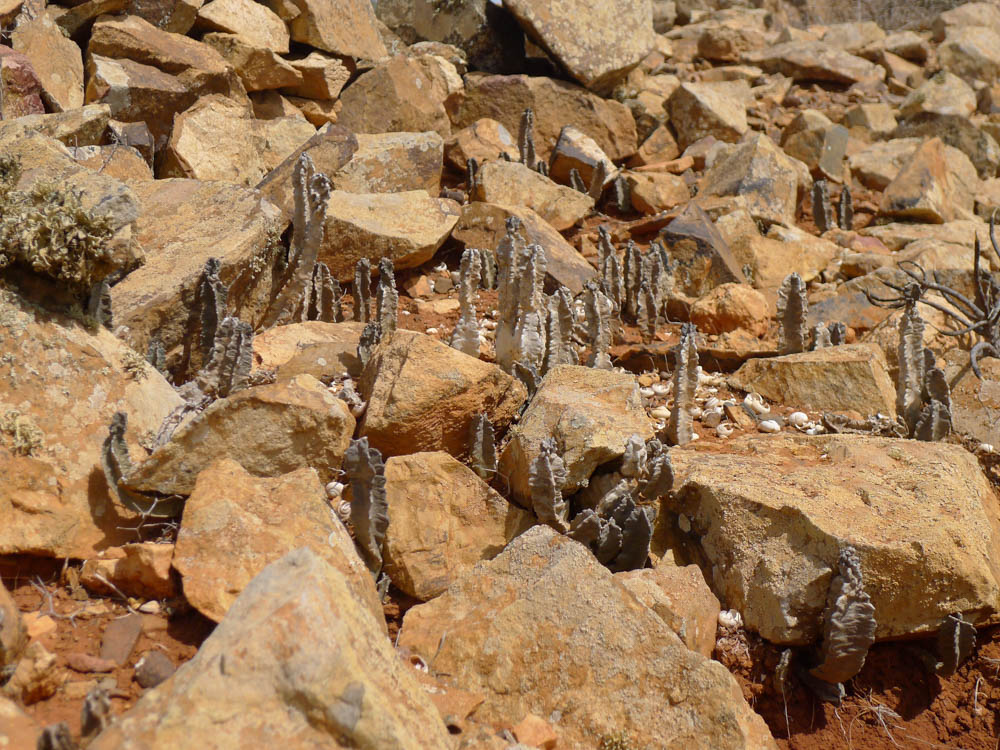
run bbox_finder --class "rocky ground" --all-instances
[4,0,1000,747]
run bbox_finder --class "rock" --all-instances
[0,104,111,147]
[894,112,1000,180]
[698,133,803,226]
[161,94,267,184]
[938,26,1000,83]
[0,293,183,559]
[134,650,175,688]
[57,0,132,37]
[512,714,557,749]
[948,357,1000,449]
[858,219,988,253]
[844,102,897,138]
[697,26,767,63]
[471,160,593,230]
[202,32,303,92]
[626,171,690,214]
[383,451,534,600]
[332,131,443,195]
[337,55,451,138]
[503,0,654,92]
[659,202,743,297]
[126,375,355,496]
[879,137,975,223]
[977,178,1000,218]
[359,330,527,460]
[398,526,776,749]
[452,202,596,294]
[616,563,720,657]
[666,81,749,151]
[281,51,349,99]
[444,118,519,171]
[70,144,154,182]
[126,0,205,34]
[0,581,26,669]
[657,434,1000,643]
[252,321,365,377]
[173,460,382,624]
[256,123,358,222]
[66,652,117,673]
[900,71,976,119]
[318,190,460,281]
[90,547,452,749]
[110,178,285,361]
[251,89,306,119]
[932,2,1000,42]
[107,120,155,164]
[821,20,885,53]
[285,95,340,127]
[690,283,770,337]
[0,46,44,119]
[447,73,637,162]
[729,343,896,415]
[499,365,653,505]
[547,124,617,188]
[257,116,318,172]
[1,642,61,705]
[11,10,83,112]
[80,543,176,600]
[101,613,143,665]
[288,0,387,60]
[848,137,925,191]
[780,110,848,182]
[743,41,882,85]
[196,0,290,53]
[629,121,681,167]
[0,695,41,747]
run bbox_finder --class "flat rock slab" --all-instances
[398,526,776,749]
[499,365,653,505]
[100,613,143,666]
[90,547,451,749]
[470,159,593,231]
[729,343,896,416]
[743,40,883,84]
[332,131,443,195]
[0,293,182,559]
[126,375,355,496]
[656,434,1000,643]
[173,459,382,624]
[503,0,654,92]
[253,321,366,379]
[359,330,526,460]
[383,451,534,600]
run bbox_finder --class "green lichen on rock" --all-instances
[0,155,115,295]
[1,409,44,456]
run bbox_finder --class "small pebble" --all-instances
[65,653,116,674]
[701,408,723,428]
[758,419,781,433]
[134,651,175,689]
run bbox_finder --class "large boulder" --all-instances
[879,137,976,223]
[398,526,776,749]
[666,81,749,151]
[332,131,443,195]
[287,0,387,60]
[11,10,84,112]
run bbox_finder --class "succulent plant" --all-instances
[86,279,112,330]
[837,183,853,231]
[529,437,569,533]
[812,179,834,234]
[101,412,182,518]
[597,226,624,316]
[583,280,614,370]
[344,437,389,577]
[811,322,831,349]
[543,286,577,372]
[518,107,537,171]
[495,218,550,374]
[195,316,252,400]
[569,167,586,193]
[197,257,227,362]
[81,685,111,740]
[667,323,698,445]
[450,247,483,357]
[777,272,808,355]
[468,413,497,482]
[354,258,373,324]
[623,241,642,322]
[588,160,608,203]
[304,261,343,323]
[828,321,847,345]
[146,337,167,375]
[375,257,398,338]
[934,612,976,676]
[357,320,382,370]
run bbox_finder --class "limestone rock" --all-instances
[630,121,681,167]
[173,460,382,624]
[337,55,451,138]
[318,190,460,281]
[281,51,349,99]
[471,160,593,230]
[398,526,776,749]
[547,124,617,188]
[848,137,926,191]
[11,10,83,112]
[197,0,290,53]
[2,642,61,705]
[80,543,176,600]
[444,118,519,171]
[698,26,767,63]
[251,89,305,119]
[938,26,1000,83]
[948,357,1000,449]
[453,202,596,294]
[743,40,883,85]
[126,375,355,496]
[70,144,154,182]
[111,178,285,360]
[690,283,770,337]
[447,73,637,162]
[657,434,1000,643]
[126,0,205,34]
[616,563,720,658]
[0,293,182,559]
[626,171,690,214]
[333,131,443,195]
[288,0,387,60]
[285,95,340,126]
[359,330,527,460]
[253,321,365,377]
[659,202,743,297]
[821,20,885,53]
[503,0,655,92]
[383,451,534,600]
[844,102,897,138]
[0,47,44,119]
[900,71,976,119]
[667,81,749,151]
[932,1,1000,42]
[91,547,451,749]
[499,365,653,505]
[879,137,975,223]
[0,104,111,147]
[0,581,26,669]
[780,110,848,182]
[729,343,896,415]
[202,32,303,92]
[894,112,1000,180]
[257,117,318,173]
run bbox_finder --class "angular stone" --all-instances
[0,104,111,147]
[383,451,533,600]
[337,55,451,138]
[900,71,976,119]
[0,581,26,669]
[938,26,1000,83]
[452,202,596,294]
[111,179,285,360]
[743,40,883,85]
[821,20,885,53]
[780,110,849,182]
[880,137,975,223]
[11,10,83,112]
[283,51,350,99]
[197,0,290,53]
[932,1,1000,42]
[894,112,1000,180]
[257,116,317,173]
[288,0,387,60]
[0,46,44,119]
[444,117,519,171]
[127,375,355,496]
[729,343,896,415]
[690,282,770,337]
[880,30,929,62]
[547,124,617,187]
[135,650,175,688]
[629,121,681,166]
[859,219,989,252]
[100,613,143,665]
[318,190,459,281]
[447,73,637,162]
[126,0,205,34]
[70,144,154,182]
[657,434,1000,643]
[659,202,743,297]
[2,642,61,705]
[499,365,653,505]
[174,460,382,623]
[332,131,443,195]
[202,32,303,92]
[90,547,451,749]
[844,102,897,138]
[57,0,131,37]
[948,357,1000,449]
[81,543,176,600]
[471,159,593,231]
[666,81,749,151]
[253,321,365,377]
[398,526,776,749]
[250,89,305,119]
[697,25,766,63]
[503,0,654,92]
[699,133,803,226]
[285,95,340,127]
[626,171,690,214]
[359,330,526,460]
